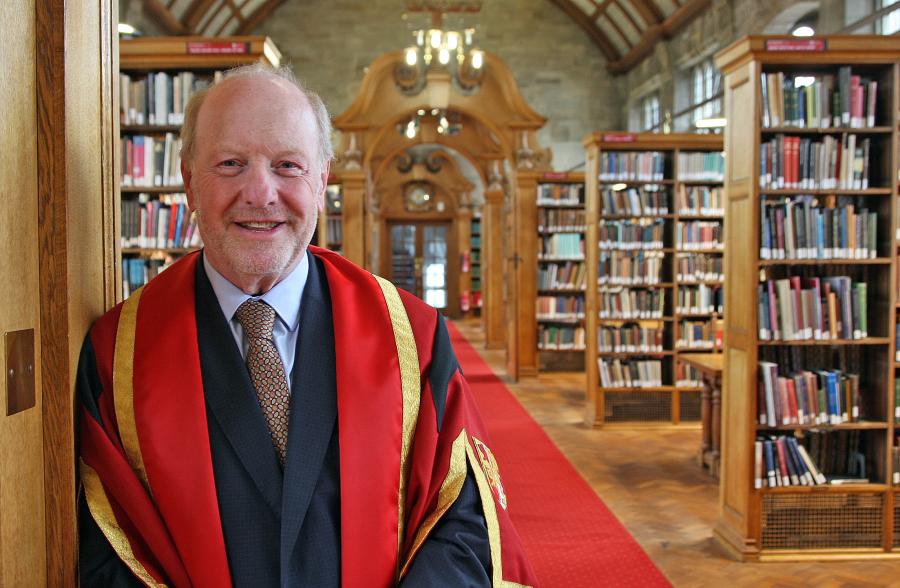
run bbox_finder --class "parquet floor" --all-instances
[453,319,900,588]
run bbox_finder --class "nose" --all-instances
[241,161,277,207]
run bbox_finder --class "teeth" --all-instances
[240,221,278,229]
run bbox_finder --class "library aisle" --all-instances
[451,318,900,587]
[448,320,669,587]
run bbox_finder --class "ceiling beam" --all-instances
[590,0,614,21]
[599,10,632,49]
[548,0,621,62]
[607,28,658,73]
[614,0,645,34]
[606,0,709,73]
[237,0,285,35]
[144,0,187,34]
[661,0,710,38]
[212,0,245,35]
[183,0,218,32]
[629,0,663,25]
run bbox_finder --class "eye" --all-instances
[275,161,307,175]
[220,160,240,167]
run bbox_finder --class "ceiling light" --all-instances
[470,49,484,69]
[118,23,137,35]
[395,3,485,95]
[611,183,627,191]
[792,25,815,37]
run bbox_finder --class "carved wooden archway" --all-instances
[332,49,550,378]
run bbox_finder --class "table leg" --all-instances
[710,375,722,479]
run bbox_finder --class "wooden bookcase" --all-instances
[536,172,587,370]
[317,179,343,254]
[582,133,724,426]
[118,36,281,299]
[470,215,482,315]
[715,35,900,561]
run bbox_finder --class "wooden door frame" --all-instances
[34,0,117,583]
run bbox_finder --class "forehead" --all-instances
[195,76,318,153]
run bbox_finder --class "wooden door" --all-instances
[387,221,459,316]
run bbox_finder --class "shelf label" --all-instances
[602,133,637,143]
[186,41,251,55]
[542,172,570,180]
[765,39,826,52]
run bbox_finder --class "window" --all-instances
[690,58,722,125]
[641,93,660,132]
[880,0,900,34]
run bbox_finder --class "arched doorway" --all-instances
[332,50,552,379]
[375,147,475,318]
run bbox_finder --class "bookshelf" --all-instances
[582,133,724,426]
[536,173,587,369]
[470,215,482,315]
[317,180,343,254]
[118,36,281,299]
[715,36,900,561]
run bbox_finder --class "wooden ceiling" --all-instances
[137,0,711,74]
[549,0,711,73]
[140,0,283,37]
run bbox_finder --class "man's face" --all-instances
[183,76,328,292]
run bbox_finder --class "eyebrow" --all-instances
[213,146,309,159]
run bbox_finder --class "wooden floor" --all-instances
[453,318,900,588]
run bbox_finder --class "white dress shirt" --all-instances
[203,252,309,390]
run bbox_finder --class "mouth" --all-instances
[234,220,285,232]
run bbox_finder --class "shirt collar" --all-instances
[203,251,308,332]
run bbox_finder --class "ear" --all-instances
[317,160,332,213]
[181,161,195,210]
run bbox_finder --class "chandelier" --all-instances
[395,0,485,96]
[398,107,463,139]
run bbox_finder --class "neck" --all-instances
[205,250,305,295]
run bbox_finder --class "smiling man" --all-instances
[76,65,537,587]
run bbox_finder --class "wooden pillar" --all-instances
[483,187,505,349]
[507,171,539,379]
[340,171,366,267]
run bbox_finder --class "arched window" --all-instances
[690,58,722,126]
[641,93,660,131]
[880,0,900,34]
[692,65,704,123]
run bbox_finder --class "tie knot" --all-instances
[235,299,276,340]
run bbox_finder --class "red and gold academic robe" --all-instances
[79,246,537,587]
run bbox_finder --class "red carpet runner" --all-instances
[447,322,671,588]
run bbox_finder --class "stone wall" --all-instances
[119,0,618,171]
[118,0,882,166]
[619,0,866,131]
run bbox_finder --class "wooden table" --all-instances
[678,353,723,479]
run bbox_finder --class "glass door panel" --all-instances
[390,224,417,294]
[422,224,447,309]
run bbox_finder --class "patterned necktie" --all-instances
[235,299,290,465]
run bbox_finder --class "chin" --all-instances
[227,241,304,280]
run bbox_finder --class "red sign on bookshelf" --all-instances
[602,133,637,143]
[186,41,251,55]
[765,39,826,52]
[542,172,569,180]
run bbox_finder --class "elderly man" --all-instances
[77,65,537,587]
